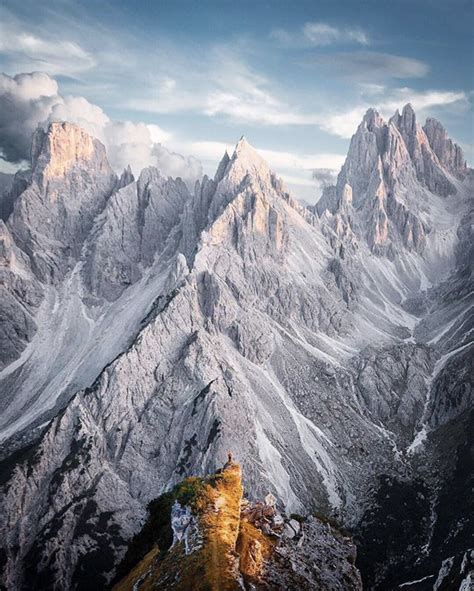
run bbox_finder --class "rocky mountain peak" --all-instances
[226,136,271,184]
[31,121,112,183]
[362,107,385,132]
[400,102,416,127]
[203,137,276,226]
[318,102,470,254]
[0,108,471,591]
[117,165,135,189]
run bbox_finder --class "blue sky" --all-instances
[0,0,472,201]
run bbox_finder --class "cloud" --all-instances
[152,145,202,188]
[48,95,110,140]
[0,72,201,188]
[200,55,321,126]
[271,22,369,47]
[303,22,369,46]
[379,88,469,114]
[312,168,338,188]
[0,72,59,162]
[0,18,95,76]
[309,51,429,80]
[269,29,295,45]
[321,88,469,138]
[126,53,317,128]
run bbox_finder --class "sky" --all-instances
[0,0,472,202]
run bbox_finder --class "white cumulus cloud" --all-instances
[0,72,202,188]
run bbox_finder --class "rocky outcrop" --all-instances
[113,461,362,591]
[389,104,457,197]
[0,172,14,220]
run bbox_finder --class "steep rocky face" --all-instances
[8,122,117,283]
[83,166,190,301]
[423,117,467,179]
[0,124,194,446]
[0,106,472,590]
[389,104,457,197]
[0,221,43,370]
[0,172,14,220]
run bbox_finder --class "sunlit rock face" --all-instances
[0,105,472,590]
[31,122,97,181]
[9,122,117,283]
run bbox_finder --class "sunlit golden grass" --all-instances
[113,464,246,591]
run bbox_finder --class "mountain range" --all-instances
[0,104,472,590]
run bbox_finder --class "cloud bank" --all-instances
[0,72,202,187]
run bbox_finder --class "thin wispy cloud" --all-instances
[303,22,369,46]
[309,51,429,80]
[271,21,369,47]
[0,18,95,76]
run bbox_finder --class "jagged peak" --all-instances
[232,135,264,162]
[400,103,417,128]
[363,108,383,126]
[389,103,417,135]
[214,150,231,183]
[235,135,249,150]
[214,136,272,192]
[423,116,467,176]
[137,165,163,185]
[402,102,416,117]
[117,165,135,189]
[424,116,445,131]
[31,121,110,180]
[359,109,387,136]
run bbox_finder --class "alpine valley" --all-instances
[0,104,472,590]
